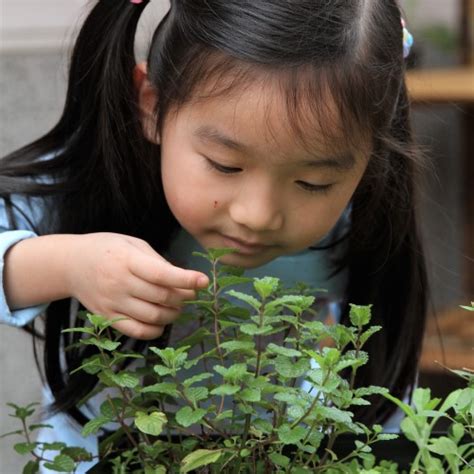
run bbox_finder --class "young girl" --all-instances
[1,0,427,469]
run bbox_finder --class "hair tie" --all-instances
[130,0,144,4]
[401,18,414,59]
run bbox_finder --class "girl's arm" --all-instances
[3,232,209,340]
[3,234,79,310]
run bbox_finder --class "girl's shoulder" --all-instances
[0,150,60,234]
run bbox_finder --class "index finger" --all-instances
[129,253,209,290]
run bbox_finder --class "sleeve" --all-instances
[0,194,50,327]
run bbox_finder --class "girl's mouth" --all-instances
[220,234,269,255]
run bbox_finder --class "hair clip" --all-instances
[130,0,144,4]
[401,18,414,59]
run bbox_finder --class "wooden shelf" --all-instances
[407,66,474,103]
[420,306,474,371]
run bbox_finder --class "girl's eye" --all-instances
[296,181,334,194]
[206,158,242,174]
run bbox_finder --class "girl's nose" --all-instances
[229,182,284,232]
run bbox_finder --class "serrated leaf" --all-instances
[210,384,240,396]
[182,373,214,388]
[218,276,252,290]
[226,290,261,310]
[239,388,261,402]
[153,364,174,376]
[184,386,209,404]
[268,452,290,467]
[253,277,280,299]
[42,442,67,451]
[349,304,372,327]
[81,337,121,351]
[215,410,233,422]
[135,411,167,436]
[377,433,399,441]
[220,341,255,353]
[207,248,238,260]
[99,398,125,418]
[22,460,39,474]
[277,424,306,445]
[267,343,302,358]
[61,447,93,462]
[142,382,180,397]
[14,442,37,455]
[42,454,75,472]
[240,323,273,335]
[318,406,353,424]
[428,436,458,456]
[175,407,207,428]
[81,416,111,437]
[274,356,310,378]
[180,449,223,473]
[108,370,140,388]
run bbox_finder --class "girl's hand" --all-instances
[67,232,209,340]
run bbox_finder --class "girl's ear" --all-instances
[134,62,160,144]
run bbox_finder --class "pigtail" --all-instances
[341,81,428,425]
[39,0,175,422]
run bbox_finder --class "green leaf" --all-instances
[318,406,353,424]
[42,454,75,472]
[182,373,214,388]
[220,341,255,353]
[266,343,302,358]
[14,442,37,455]
[217,275,252,290]
[42,442,67,451]
[135,411,167,436]
[81,337,121,351]
[142,382,180,397]
[175,407,207,428]
[277,424,307,445]
[100,398,125,418]
[240,323,273,335]
[61,327,96,335]
[153,364,174,376]
[184,386,209,404]
[210,384,240,396]
[428,436,458,456]
[349,304,372,327]
[274,356,310,378]
[22,460,39,474]
[268,452,290,468]
[215,410,233,422]
[226,290,261,310]
[207,248,238,260]
[239,388,261,402]
[359,326,382,346]
[253,277,280,299]
[108,370,140,388]
[180,449,223,473]
[81,416,112,437]
[377,433,399,441]
[61,447,94,462]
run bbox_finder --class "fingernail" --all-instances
[197,275,209,287]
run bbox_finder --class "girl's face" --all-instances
[159,81,369,268]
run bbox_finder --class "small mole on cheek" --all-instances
[214,200,219,209]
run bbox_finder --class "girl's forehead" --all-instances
[173,77,363,160]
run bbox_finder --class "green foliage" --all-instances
[3,252,474,473]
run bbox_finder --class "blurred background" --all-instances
[1,1,473,472]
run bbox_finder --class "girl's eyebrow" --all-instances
[193,125,355,170]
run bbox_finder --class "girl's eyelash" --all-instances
[206,158,333,194]
[206,158,242,174]
[296,181,334,194]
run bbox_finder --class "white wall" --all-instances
[0,0,170,53]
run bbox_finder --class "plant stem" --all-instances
[211,259,224,365]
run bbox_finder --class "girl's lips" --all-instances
[220,234,269,255]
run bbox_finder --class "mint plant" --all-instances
[3,250,473,473]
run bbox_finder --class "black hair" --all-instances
[0,0,428,427]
